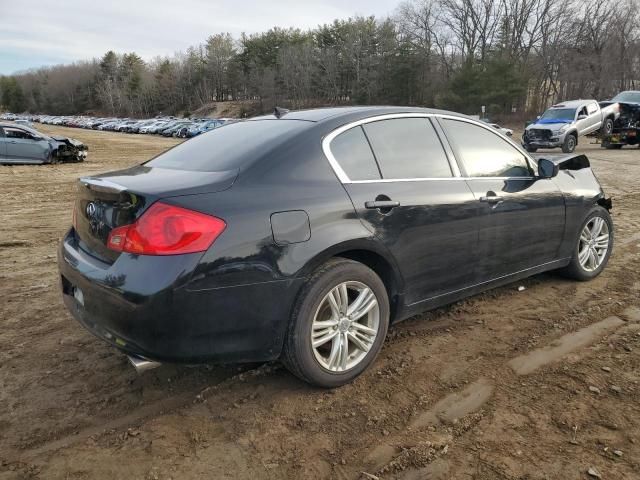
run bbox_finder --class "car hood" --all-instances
[527,120,570,131]
[50,135,86,148]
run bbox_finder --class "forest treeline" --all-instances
[1,0,639,118]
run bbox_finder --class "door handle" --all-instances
[365,200,400,210]
[8,140,17,144]
[479,195,504,203]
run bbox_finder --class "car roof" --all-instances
[550,99,596,108]
[251,106,468,123]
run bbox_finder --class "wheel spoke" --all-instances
[347,287,372,317]
[327,335,341,369]
[351,321,377,337]
[580,230,591,243]
[591,218,604,237]
[594,234,609,249]
[347,331,371,352]
[338,283,349,314]
[313,329,338,348]
[578,246,590,265]
[348,289,377,321]
[327,290,341,317]
[313,319,339,330]
[339,332,349,370]
[588,249,598,269]
[350,297,377,322]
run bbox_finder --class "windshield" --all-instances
[146,119,309,172]
[540,108,575,122]
[612,91,640,103]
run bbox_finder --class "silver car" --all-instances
[0,123,87,164]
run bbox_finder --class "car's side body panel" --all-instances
[463,177,566,279]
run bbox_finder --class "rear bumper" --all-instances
[58,229,300,364]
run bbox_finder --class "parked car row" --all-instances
[0,113,234,138]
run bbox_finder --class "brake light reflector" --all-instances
[107,202,226,255]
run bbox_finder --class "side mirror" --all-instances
[577,114,587,120]
[538,158,559,179]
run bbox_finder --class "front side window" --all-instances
[4,127,35,140]
[330,126,381,181]
[441,119,531,178]
[363,118,452,179]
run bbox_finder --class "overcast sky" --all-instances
[0,0,397,75]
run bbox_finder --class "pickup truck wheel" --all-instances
[602,118,614,136]
[282,258,389,388]
[560,206,613,281]
[525,145,537,153]
[562,134,577,153]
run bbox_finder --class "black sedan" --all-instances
[58,107,613,387]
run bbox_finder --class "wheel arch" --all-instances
[297,239,405,322]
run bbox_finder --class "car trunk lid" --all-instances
[74,166,237,262]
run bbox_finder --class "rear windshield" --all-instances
[146,119,309,171]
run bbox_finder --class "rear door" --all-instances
[585,101,602,133]
[438,117,565,281]
[325,115,480,305]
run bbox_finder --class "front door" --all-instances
[4,127,50,162]
[438,117,565,281]
[326,116,480,305]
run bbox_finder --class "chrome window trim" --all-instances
[322,112,537,184]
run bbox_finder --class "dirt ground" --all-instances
[1,125,639,480]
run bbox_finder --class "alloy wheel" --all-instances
[578,217,610,272]
[310,281,380,372]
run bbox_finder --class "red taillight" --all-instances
[107,202,226,255]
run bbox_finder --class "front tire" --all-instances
[525,145,538,153]
[282,258,389,388]
[561,206,613,281]
[562,134,577,153]
[602,117,614,136]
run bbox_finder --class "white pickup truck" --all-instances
[522,99,619,153]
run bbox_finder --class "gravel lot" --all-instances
[1,125,639,479]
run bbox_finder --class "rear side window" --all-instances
[330,126,381,181]
[146,120,309,172]
[441,119,531,178]
[363,118,452,179]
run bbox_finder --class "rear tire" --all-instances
[282,258,389,388]
[560,206,613,281]
[602,118,614,136]
[562,134,577,153]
